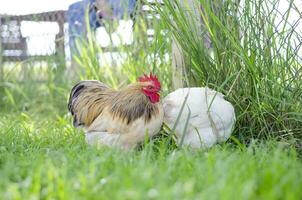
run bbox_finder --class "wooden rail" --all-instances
[0,10,66,62]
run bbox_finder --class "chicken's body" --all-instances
[68,75,163,149]
[163,87,235,148]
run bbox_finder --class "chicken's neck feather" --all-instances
[109,83,160,124]
[121,83,160,104]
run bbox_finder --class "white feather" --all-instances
[163,87,236,148]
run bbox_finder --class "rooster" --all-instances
[68,73,164,149]
[163,87,235,148]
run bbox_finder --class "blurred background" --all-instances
[0,0,171,112]
[0,0,300,59]
[0,0,137,61]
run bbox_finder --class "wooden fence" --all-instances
[0,11,66,62]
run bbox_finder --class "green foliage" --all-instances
[0,57,69,115]
[155,0,302,141]
[0,6,172,115]
[0,114,302,200]
[72,7,172,89]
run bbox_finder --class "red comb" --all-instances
[139,72,161,88]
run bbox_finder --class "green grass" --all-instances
[155,0,302,141]
[1,114,302,200]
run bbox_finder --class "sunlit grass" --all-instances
[0,114,301,199]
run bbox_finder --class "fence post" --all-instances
[55,12,66,58]
[171,38,184,89]
[0,17,3,82]
[171,0,202,89]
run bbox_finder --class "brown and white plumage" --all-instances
[68,74,164,149]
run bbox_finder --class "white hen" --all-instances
[163,87,235,148]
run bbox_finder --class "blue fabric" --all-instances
[67,0,100,33]
[67,0,99,53]
[107,0,136,19]
[67,0,137,55]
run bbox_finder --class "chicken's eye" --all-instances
[147,85,153,90]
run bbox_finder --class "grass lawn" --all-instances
[1,113,301,200]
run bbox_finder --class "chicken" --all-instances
[163,87,235,148]
[68,73,164,149]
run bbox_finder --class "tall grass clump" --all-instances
[71,2,173,92]
[0,56,69,116]
[155,0,302,142]
[0,2,173,115]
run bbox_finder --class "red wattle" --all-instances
[142,90,160,103]
[149,93,160,103]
